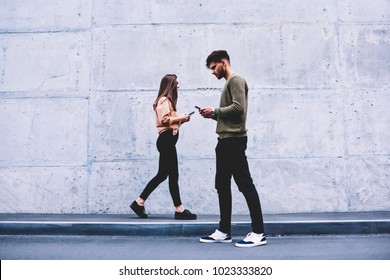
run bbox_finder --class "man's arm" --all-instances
[200,76,246,120]
[215,76,245,117]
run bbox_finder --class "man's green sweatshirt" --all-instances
[214,73,249,139]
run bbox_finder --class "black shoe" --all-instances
[130,201,148,218]
[175,209,197,220]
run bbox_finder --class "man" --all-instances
[199,50,266,248]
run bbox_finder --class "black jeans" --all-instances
[140,130,182,207]
[215,137,265,234]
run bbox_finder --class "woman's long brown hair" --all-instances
[153,74,178,111]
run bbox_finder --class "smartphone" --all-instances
[195,106,201,110]
[188,111,195,115]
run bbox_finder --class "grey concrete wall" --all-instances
[0,0,389,215]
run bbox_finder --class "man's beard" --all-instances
[217,69,225,79]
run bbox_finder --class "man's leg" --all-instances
[215,139,233,234]
[232,137,265,234]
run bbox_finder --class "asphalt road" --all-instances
[1,234,389,260]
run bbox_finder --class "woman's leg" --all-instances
[139,132,170,201]
[165,132,182,207]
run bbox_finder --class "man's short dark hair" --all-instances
[206,50,230,68]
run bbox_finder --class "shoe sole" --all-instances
[235,241,267,248]
[200,238,232,243]
[175,217,197,220]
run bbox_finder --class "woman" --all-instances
[130,74,197,220]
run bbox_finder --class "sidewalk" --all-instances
[0,211,389,236]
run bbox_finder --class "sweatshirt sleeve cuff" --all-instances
[212,108,219,120]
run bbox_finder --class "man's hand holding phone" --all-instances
[196,106,214,118]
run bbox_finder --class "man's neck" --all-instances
[224,66,234,80]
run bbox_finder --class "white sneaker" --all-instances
[200,229,232,243]
[235,232,267,248]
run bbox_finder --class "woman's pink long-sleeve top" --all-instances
[155,97,180,135]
